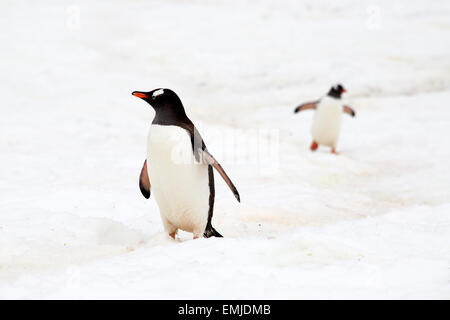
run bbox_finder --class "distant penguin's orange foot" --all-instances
[310,141,318,151]
[193,235,200,240]
[169,232,176,239]
[331,148,338,155]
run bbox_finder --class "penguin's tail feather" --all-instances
[203,225,223,238]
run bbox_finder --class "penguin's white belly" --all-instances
[311,97,343,147]
[147,125,209,235]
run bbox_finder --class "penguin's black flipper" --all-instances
[343,105,356,117]
[294,100,319,113]
[201,149,240,202]
[204,225,223,238]
[139,159,151,199]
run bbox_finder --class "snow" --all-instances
[1,0,449,299]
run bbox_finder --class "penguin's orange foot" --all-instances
[310,141,318,151]
[169,232,176,239]
[193,235,200,239]
[331,148,338,155]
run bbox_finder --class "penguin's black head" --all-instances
[327,84,347,99]
[132,88,188,123]
[132,88,182,109]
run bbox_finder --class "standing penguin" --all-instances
[132,88,240,239]
[293,84,356,154]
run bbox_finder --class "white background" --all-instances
[0,0,449,299]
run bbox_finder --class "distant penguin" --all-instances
[294,84,356,154]
[132,88,240,239]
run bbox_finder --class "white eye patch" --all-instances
[152,89,164,98]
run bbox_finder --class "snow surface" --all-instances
[1,0,449,299]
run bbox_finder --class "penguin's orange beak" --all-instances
[132,91,148,99]
[341,88,347,93]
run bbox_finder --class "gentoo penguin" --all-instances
[132,88,240,239]
[293,84,356,154]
